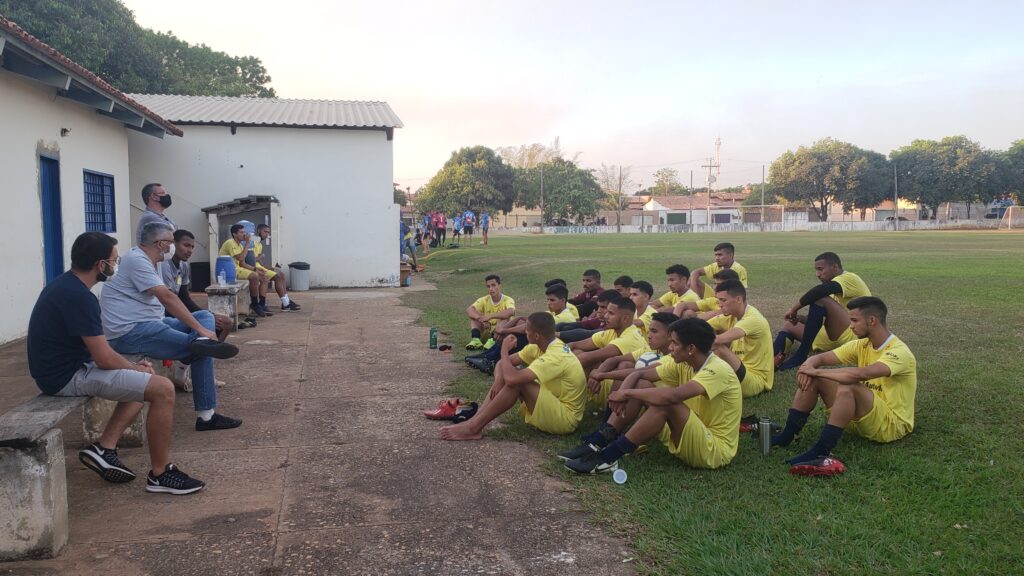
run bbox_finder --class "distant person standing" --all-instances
[136,183,175,245]
[480,211,491,245]
[463,209,476,242]
[451,213,463,245]
[437,212,448,246]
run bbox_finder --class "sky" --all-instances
[120,0,1024,192]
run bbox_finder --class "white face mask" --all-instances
[162,242,176,262]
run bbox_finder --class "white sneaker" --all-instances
[171,361,192,392]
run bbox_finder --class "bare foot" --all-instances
[440,422,484,441]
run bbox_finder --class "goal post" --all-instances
[739,204,785,224]
[998,206,1024,230]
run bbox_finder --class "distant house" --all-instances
[644,192,746,225]
[126,94,404,288]
[0,17,179,344]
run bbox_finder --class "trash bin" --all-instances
[288,261,310,291]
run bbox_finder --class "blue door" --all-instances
[39,156,64,283]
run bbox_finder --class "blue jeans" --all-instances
[109,312,218,411]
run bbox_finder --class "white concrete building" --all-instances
[126,94,404,288]
[0,18,179,344]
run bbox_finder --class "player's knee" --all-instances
[834,385,854,403]
[146,376,175,404]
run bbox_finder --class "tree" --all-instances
[596,164,633,232]
[650,168,687,196]
[414,147,515,215]
[891,136,998,219]
[835,149,892,221]
[998,140,1024,202]
[513,158,604,224]
[393,183,408,206]
[495,137,572,169]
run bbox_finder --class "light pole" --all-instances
[893,164,899,232]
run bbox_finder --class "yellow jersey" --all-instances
[832,335,917,430]
[635,305,656,334]
[683,354,743,462]
[830,271,871,307]
[550,306,576,324]
[472,294,515,327]
[218,239,245,260]
[654,355,691,386]
[591,325,647,355]
[567,302,581,320]
[517,339,587,426]
[703,261,748,287]
[707,304,774,392]
[697,296,719,312]
[658,289,700,308]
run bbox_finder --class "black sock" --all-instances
[250,296,259,307]
[601,407,613,422]
[582,422,619,448]
[600,435,638,463]
[772,408,810,446]
[773,330,792,356]
[788,424,844,465]
[779,304,826,370]
[471,329,481,339]
[259,296,266,306]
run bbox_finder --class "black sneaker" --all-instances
[250,305,267,318]
[281,301,301,311]
[189,337,239,360]
[259,304,274,316]
[465,357,495,375]
[195,413,243,431]
[556,442,599,462]
[565,451,618,475]
[79,443,136,483]
[146,463,205,495]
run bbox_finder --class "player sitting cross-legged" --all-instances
[563,317,742,474]
[772,297,917,476]
[707,279,774,398]
[569,297,647,376]
[652,264,700,312]
[629,280,657,335]
[441,313,586,440]
[674,268,740,320]
[690,241,748,293]
[582,311,678,410]
[465,274,515,350]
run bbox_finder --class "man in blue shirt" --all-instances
[451,213,463,244]
[28,232,204,494]
[480,211,491,245]
[463,210,476,242]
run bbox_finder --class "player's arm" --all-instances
[466,303,484,321]
[714,327,746,346]
[800,359,891,387]
[673,301,699,316]
[82,335,154,372]
[616,378,704,407]
[495,318,527,336]
[149,285,218,340]
[489,308,516,321]
[570,338,598,352]
[699,310,723,321]
[688,267,707,293]
[590,353,634,380]
[787,280,843,319]
[578,344,624,366]
[599,363,658,383]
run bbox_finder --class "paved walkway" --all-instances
[1,286,631,575]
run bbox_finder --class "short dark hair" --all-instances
[173,229,195,242]
[815,251,842,267]
[668,317,716,354]
[651,311,679,328]
[583,269,601,280]
[71,232,117,271]
[544,278,567,288]
[596,290,618,303]
[545,284,569,300]
[665,264,690,278]
[526,311,556,339]
[230,224,245,235]
[848,296,887,324]
[485,274,501,284]
[714,279,746,299]
[610,296,636,314]
[141,183,162,204]
[713,242,735,254]
[631,280,654,297]
[256,224,270,233]
[712,268,740,282]
[613,275,633,288]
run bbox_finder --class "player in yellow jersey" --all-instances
[690,242,748,297]
[674,268,740,320]
[775,252,871,371]
[569,297,646,374]
[772,297,916,476]
[441,313,586,440]
[253,225,300,311]
[465,275,515,350]
[653,265,700,311]
[707,279,774,398]
[218,224,271,317]
[629,281,657,334]
[564,317,743,473]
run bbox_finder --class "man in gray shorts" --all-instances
[28,232,204,494]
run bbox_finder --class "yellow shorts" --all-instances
[589,379,614,408]
[256,264,277,280]
[235,267,254,280]
[812,326,857,352]
[520,386,581,435]
[658,413,735,469]
[836,392,912,443]
[739,368,771,398]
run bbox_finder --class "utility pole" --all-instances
[761,165,765,226]
[893,164,898,232]
[701,156,720,226]
[689,169,694,227]
[539,164,545,233]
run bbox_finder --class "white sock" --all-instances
[281,294,290,306]
[197,409,215,421]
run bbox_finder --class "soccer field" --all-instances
[404,231,1024,575]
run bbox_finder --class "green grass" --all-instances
[403,231,1024,575]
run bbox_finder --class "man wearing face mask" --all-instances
[102,222,243,431]
[136,183,176,245]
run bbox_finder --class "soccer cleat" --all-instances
[146,464,205,495]
[281,301,301,311]
[195,413,243,431]
[79,443,136,483]
[465,357,495,375]
[789,456,846,477]
[464,351,488,361]
[739,414,759,434]
[423,398,463,420]
[556,442,600,462]
[465,338,484,350]
[565,451,618,475]
[189,338,239,360]
[482,338,495,349]
[773,352,787,371]
[450,402,479,423]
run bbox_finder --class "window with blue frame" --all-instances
[83,171,116,233]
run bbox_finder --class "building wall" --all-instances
[0,73,132,344]
[128,125,399,287]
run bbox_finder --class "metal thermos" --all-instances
[429,327,438,349]
[759,416,772,456]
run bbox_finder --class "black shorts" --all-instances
[464,225,474,235]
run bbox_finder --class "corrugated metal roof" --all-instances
[128,94,403,129]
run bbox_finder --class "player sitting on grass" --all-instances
[612,275,633,297]
[563,317,742,474]
[773,297,916,476]
[652,265,700,311]
[774,252,871,371]
[674,268,740,319]
[466,274,516,350]
[441,313,586,440]
[629,280,657,334]
[690,242,748,296]
[707,279,774,398]
[569,297,647,374]
[584,311,678,409]
[568,269,605,318]
[557,289,616,343]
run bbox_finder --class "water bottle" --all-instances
[217,271,226,286]
[429,327,438,349]
[759,416,772,456]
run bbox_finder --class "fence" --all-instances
[538,219,1001,235]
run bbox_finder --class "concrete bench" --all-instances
[205,280,249,330]
[0,386,147,560]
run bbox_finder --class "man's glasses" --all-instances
[102,257,122,266]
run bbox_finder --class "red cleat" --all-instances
[774,352,786,370]
[739,414,759,434]
[789,456,846,477]
[423,398,463,420]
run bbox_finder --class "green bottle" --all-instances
[429,327,438,349]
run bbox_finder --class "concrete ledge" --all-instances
[0,429,68,561]
[82,398,146,448]
[206,280,249,330]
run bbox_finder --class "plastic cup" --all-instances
[612,469,627,485]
